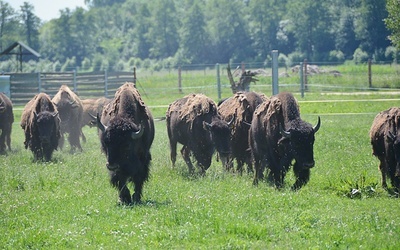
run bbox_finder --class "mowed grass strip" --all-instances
[1,91,400,249]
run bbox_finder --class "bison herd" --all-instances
[1,83,400,204]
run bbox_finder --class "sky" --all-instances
[6,0,87,22]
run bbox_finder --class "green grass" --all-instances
[2,68,400,248]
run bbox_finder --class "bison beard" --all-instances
[249,92,320,190]
[97,82,154,205]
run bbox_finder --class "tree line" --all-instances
[0,0,399,73]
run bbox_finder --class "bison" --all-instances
[249,92,320,189]
[80,97,112,142]
[218,91,268,173]
[166,93,232,174]
[96,82,154,205]
[370,107,400,193]
[20,93,61,161]
[52,85,83,152]
[0,92,14,153]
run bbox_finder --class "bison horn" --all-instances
[227,115,235,127]
[131,122,144,140]
[96,113,107,132]
[203,121,212,130]
[52,111,59,117]
[33,111,38,120]
[280,125,291,139]
[387,131,396,142]
[313,116,321,133]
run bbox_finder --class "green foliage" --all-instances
[385,0,400,49]
[353,48,369,64]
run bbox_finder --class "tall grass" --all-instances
[1,69,400,248]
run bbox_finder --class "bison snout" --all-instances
[303,161,315,169]
[106,162,119,171]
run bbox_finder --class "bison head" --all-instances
[280,116,321,169]
[34,111,60,145]
[97,114,144,171]
[203,117,232,168]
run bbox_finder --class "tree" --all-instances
[179,2,211,64]
[355,0,390,59]
[286,0,335,61]
[20,2,41,51]
[0,1,21,52]
[385,0,400,49]
[147,0,179,59]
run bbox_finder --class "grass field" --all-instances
[1,71,400,248]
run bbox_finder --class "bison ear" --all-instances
[203,121,212,131]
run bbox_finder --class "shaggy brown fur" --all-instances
[52,85,83,151]
[167,93,216,124]
[218,91,268,173]
[21,93,61,161]
[97,82,154,205]
[0,92,14,153]
[370,107,400,192]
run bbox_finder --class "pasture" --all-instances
[1,72,400,248]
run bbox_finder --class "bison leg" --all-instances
[292,162,310,190]
[379,159,388,189]
[181,146,195,174]
[110,173,131,205]
[169,140,177,166]
[0,130,6,153]
[132,177,145,204]
[253,159,265,185]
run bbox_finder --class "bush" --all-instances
[353,48,369,64]
[328,50,345,63]
[384,46,399,62]
[288,51,306,66]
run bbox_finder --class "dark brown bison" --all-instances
[218,91,268,173]
[97,82,154,205]
[0,92,14,153]
[52,85,83,151]
[370,107,400,193]
[166,93,232,174]
[21,93,61,161]
[80,97,112,142]
[249,92,320,189]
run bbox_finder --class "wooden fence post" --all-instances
[300,62,304,97]
[73,70,77,92]
[104,69,108,98]
[303,59,308,91]
[271,50,279,95]
[368,59,372,88]
[178,66,182,93]
[216,63,221,100]
[37,72,41,92]
[133,67,137,86]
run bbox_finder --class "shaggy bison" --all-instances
[52,85,83,152]
[0,92,13,153]
[370,107,400,193]
[218,91,267,173]
[97,82,154,204]
[249,92,320,189]
[21,93,61,161]
[166,93,232,174]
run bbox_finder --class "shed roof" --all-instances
[0,41,41,58]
